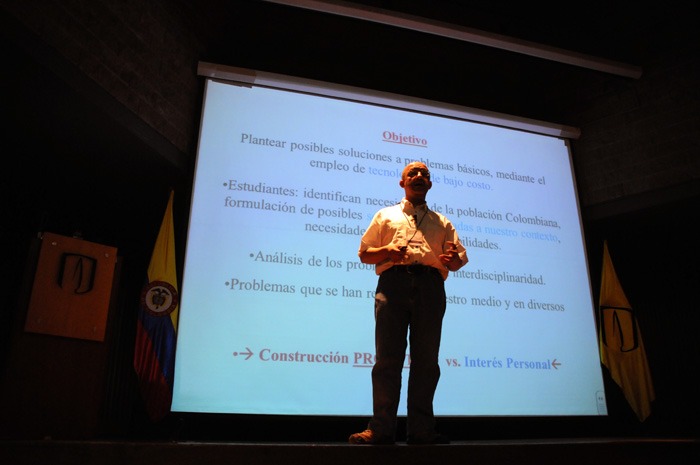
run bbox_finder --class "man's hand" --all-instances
[386,243,408,263]
[439,241,463,270]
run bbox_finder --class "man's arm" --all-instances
[359,244,407,264]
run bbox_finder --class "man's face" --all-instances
[400,162,432,194]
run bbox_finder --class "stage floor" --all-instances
[2,437,699,465]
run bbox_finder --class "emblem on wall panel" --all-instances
[25,232,118,341]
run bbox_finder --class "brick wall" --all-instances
[565,21,700,209]
[1,0,204,155]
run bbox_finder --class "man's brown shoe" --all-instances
[348,430,395,444]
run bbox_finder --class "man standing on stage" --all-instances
[349,161,468,445]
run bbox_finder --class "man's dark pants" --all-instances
[368,266,446,438]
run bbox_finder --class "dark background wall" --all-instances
[1,0,698,441]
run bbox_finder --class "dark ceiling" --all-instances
[195,0,675,65]
[337,0,663,63]
[184,0,694,128]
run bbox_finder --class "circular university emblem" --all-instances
[141,281,179,317]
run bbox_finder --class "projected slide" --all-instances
[172,78,606,416]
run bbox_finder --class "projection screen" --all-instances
[171,63,607,417]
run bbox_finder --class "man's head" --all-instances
[400,161,432,204]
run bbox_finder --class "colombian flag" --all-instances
[134,191,179,421]
[599,241,654,421]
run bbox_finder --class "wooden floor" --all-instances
[3,437,699,465]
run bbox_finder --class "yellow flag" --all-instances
[146,190,179,332]
[134,191,179,421]
[599,241,654,421]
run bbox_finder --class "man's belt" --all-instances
[388,264,440,276]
